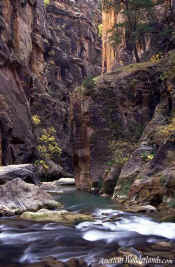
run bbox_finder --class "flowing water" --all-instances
[0,189,175,265]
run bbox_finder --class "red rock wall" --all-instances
[102,0,174,72]
[0,0,101,171]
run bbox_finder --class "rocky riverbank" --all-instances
[0,192,175,267]
[0,164,89,227]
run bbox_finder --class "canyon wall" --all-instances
[0,0,42,165]
[0,0,101,173]
[102,0,175,72]
[102,3,126,72]
[71,50,175,210]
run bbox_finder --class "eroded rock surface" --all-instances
[71,50,175,211]
[102,1,175,72]
[0,178,61,215]
[0,164,38,184]
[71,61,161,191]
[0,0,101,174]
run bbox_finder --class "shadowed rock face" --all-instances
[70,61,161,190]
[0,0,101,171]
[0,0,40,165]
[70,51,175,205]
[45,0,101,87]
[70,92,92,190]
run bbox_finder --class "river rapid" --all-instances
[0,189,175,266]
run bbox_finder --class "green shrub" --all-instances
[44,0,50,6]
[150,53,163,63]
[32,115,41,126]
[35,127,62,170]
[82,77,96,90]
[37,127,61,160]
[98,24,102,37]
[141,151,154,161]
[108,140,135,166]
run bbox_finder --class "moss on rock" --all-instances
[20,209,93,225]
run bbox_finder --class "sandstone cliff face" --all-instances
[102,3,125,73]
[70,91,92,190]
[0,0,101,171]
[71,60,161,191]
[32,0,101,173]
[71,50,175,210]
[45,0,101,88]
[0,0,41,165]
[102,1,175,72]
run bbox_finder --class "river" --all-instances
[0,189,175,266]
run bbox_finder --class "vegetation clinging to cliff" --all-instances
[102,0,173,62]
[44,0,50,6]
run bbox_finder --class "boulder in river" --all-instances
[57,178,75,185]
[37,160,73,181]
[20,209,93,225]
[40,181,64,193]
[40,178,75,191]
[0,178,62,216]
[40,178,75,194]
[125,204,157,213]
[0,164,39,184]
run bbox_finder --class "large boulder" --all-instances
[20,209,93,225]
[37,160,73,181]
[0,164,38,184]
[40,178,75,193]
[0,178,61,216]
[57,178,75,185]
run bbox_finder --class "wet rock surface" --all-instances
[20,209,93,225]
[0,258,88,267]
[0,192,175,267]
[57,178,75,185]
[40,178,75,194]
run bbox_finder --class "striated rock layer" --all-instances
[102,0,175,72]
[0,0,101,173]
